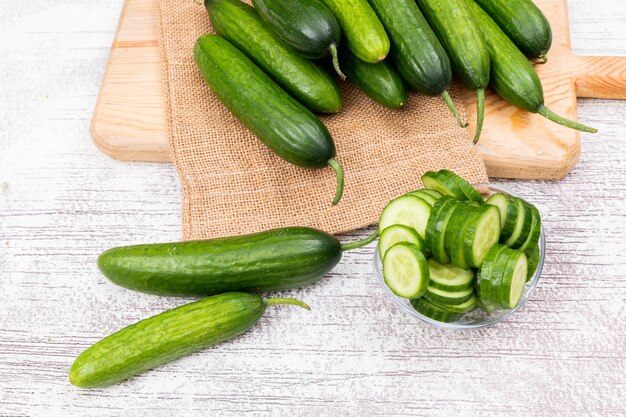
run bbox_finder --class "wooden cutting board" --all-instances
[91,0,626,179]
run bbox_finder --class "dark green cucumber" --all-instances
[205,0,342,114]
[368,0,464,126]
[474,0,552,60]
[416,0,490,142]
[340,48,407,109]
[464,0,596,133]
[98,226,377,296]
[69,293,310,388]
[321,0,390,63]
[251,0,346,78]
[194,35,345,205]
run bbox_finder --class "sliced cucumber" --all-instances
[434,293,477,314]
[424,196,455,262]
[486,193,509,230]
[411,298,462,323]
[477,244,507,308]
[519,203,541,253]
[378,195,432,239]
[525,244,540,282]
[444,202,476,269]
[378,224,425,259]
[489,248,512,307]
[479,244,529,309]
[503,197,531,248]
[382,242,429,299]
[427,258,474,292]
[424,285,474,306]
[438,170,484,203]
[419,189,443,199]
[422,170,483,203]
[406,190,438,206]
[500,251,528,309]
[462,204,502,268]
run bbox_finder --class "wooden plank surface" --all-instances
[1,1,626,416]
[90,0,626,179]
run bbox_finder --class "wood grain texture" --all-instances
[1,1,626,416]
[90,0,626,180]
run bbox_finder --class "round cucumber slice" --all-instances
[489,248,512,307]
[406,190,438,206]
[477,244,507,308]
[422,171,464,198]
[486,193,508,230]
[434,293,477,314]
[500,251,528,309]
[427,258,474,292]
[410,298,462,323]
[504,197,531,248]
[419,189,443,199]
[379,225,424,259]
[462,204,502,268]
[525,244,540,282]
[424,285,474,306]
[425,196,456,262]
[444,202,476,269]
[378,195,432,239]
[519,203,541,253]
[439,170,484,203]
[382,243,429,299]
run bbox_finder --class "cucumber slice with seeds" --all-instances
[444,202,476,269]
[500,251,528,309]
[383,242,429,299]
[419,189,443,199]
[422,170,483,203]
[425,197,457,263]
[379,195,432,239]
[487,193,520,241]
[519,203,541,253]
[504,197,531,248]
[379,225,425,259]
[462,204,501,268]
[486,193,508,230]
[424,285,474,306]
[406,190,438,206]
[411,298,462,323]
[427,258,474,292]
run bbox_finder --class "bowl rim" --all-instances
[372,183,546,330]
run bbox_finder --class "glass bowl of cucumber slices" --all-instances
[372,182,546,330]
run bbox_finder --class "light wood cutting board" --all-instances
[91,0,626,179]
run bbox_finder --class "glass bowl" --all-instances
[372,184,546,330]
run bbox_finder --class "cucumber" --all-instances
[406,190,438,207]
[474,0,552,60]
[98,226,376,296]
[518,203,541,253]
[427,258,474,292]
[69,293,310,388]
[488,245,512,307]
[340,48,407,109]
[477,244,506,307]
[463,0,596,133]
[378,195,432,239]
[422,170,483,203]
[504,197,532,249]
[411,298,463,323]
[205,0,342,114]
[416,0,490,143]
[251,0,346,78]
[194,35,345,205]
[525,243,540,282]
[419,189,444,200]
[424,285,474,306]
[367,0,464,126]
[383,242,430,299]
[443,201,475,269]
[437,293,477,314]
[500,250,528,309]
[486,193,518,239]
[378,224,425,259]
[461,203,501,268]
[321,0,390,63]
[479,244,528,309]
[425,196,458,263]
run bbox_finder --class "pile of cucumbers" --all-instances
[378,170,542,323]
[195,0,596,204]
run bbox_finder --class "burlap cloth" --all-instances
[156,0,488,240]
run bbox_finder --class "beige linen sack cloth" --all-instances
[156,0,488,240]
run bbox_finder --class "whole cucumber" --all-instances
[367,0,465,127]
[205,0,342,114]
[69,293,310,388]
[321,0,390,64]
[340,48,407,109]
[195,35,345,204]
[251,0,346,78]
[416,0,490,143]
[464,0,596,133]
[474,0,552,60]
[98,226,378,296]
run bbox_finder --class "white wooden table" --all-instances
[1,1,625,415]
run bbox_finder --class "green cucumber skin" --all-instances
[321,0,390,63]
[463,0,543,113]
[474,0,552,59]
[70,293,266,388]
[416,0,489,91]
[205,0,342,114]
[98,227,342,296]
[194,35,335,168]
[368,0,452,96]
[341,48,407,108]
[251,0,341,59]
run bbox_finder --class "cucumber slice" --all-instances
[378,224,425,259]
[489,248,512,307]
[519,203,541,253]
[422,170,483,203]
[500,251,528,309]
[427,258,474,292]
[410,298,463,323]
[477,244,507,307]
[419,189,443,199]
[525,244,540,282]
[424,285,474,306]
[438,170,484,203]
[434,293,477,314]
[382,243,429,299]
[486,193,508,230]
[425,197,457,263]
[444,202,476,269]
[406,190,438,206]
[487,193,519,241]
[462,204,502,268]
[378,195,432,239]
[503,197,531,248]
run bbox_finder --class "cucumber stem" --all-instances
[473,88,485,144]
[329,44,346,80]
[537,105,598,133]
[265,298,311,310]
[534,54,548,65]
[328,158,345,206]
[442,91,468,128]
[340,230,379,251]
